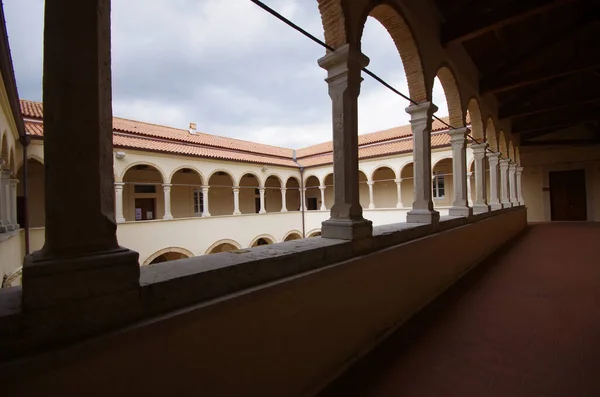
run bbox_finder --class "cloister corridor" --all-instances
[320,223,600,397]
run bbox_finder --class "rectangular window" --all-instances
[193,189,204,214]
[433,172,445,198]
[134,185,156,194]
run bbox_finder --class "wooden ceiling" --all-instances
[435,0,600,147]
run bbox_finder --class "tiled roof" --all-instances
[20,99,452,169]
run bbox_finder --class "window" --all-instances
[433,171,445,198]
[134,185,156,194]
[193,189,204,214]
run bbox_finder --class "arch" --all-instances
[205,239,242,254]
[237,171,263,188]
[283,230,303,242]
[305,175,321,211]
[486,118,498,152]
[264,174,283,213]
[303,174,321,187]
[508,140,515,161]
[168,165,205,185]
[358,169,369,209]
[142,247,194,266]
[317,0,347,49]
[170,167,204,218]
[361,3,428,102]
[399,160,413,178]
[285,176,301,212]
[432,156,453,169]
[515,146,521,164]
[249,234,276,248]
[466,98,485,142]
[264,173,283,187]
[498,130,508,158]
[121,161,167,183]
[208,168,236,184]
[8,147,16,176]
[0,132,8,168]
[17,157,45,227]
[323,173,334,209]
[370,165,398,181]
[17,153,44,171]
[434,65,464,127]
[372,166,397,208]
[307,228,322,238]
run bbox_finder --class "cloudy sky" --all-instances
[5,0,448,149]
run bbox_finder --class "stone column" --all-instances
[114,182,126,223]
[232,187,241,215]
[280,188,287,212]
[499,159,512,208]
[258,187,266,214]
[488,152,502,211]
[406,102,440,224]
[516,166,525,205]
[201,186,210,217]
[0,170,10,232]
[508,163,518,206]
[162,184,173,220]
[367,181,375,209]
[22,0,139,310]
[319,186,327,210]
[9,179,19,228]
[448,128,472,217]
[300,188,306,212]
[466,172,473,206]
[471,143,490,214]
[318,44,372,240]
[395,178,403,208]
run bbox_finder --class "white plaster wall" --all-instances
[0,231,23,283]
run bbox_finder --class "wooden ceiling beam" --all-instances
[481,57,600,95]
[521,138,600,146]
[499,92,600,119]
[442,0,575,45]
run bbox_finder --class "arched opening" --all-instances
[17,158,45,228]
[304,175,321,211]
[372,167,397,208]
[467,98,484,142]
[206,241,240,254]
[143,247,194,266]
[122,164,165,221]
[208,171,235,216]
[498,131,508,158]
[170,168,203,218]
[264,175,282,213]
[148,251,189,265]
[432,158,453,208]
[239,173,261,214]
[515,146,521,164]
[250,236,275,247]
[399,162,413,208]
[323,173,334,209]
[283,232,302,242]
[285,177,301,211]
[307,230,321,238]
[358,170,369,209]
[434,66,464,128]
[508,140,515,161]
[486,118,498,152]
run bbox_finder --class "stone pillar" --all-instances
[406,102,440,224]
[258,187,266,214]
[300,188,306,212]
[319,186,327,210]
[448,128,472,217]
[9,179,18,228]
[114,182,126,223]
[0,170,10,232]
[488,152,502,211]
[367,181,375,209]
[162,184,173,220]
[395,178,403,208]
[201,186,210,217]
[508,163,518,206]
[318,44,372,240]
[466,172,473,206]
[499,159,512,208]
[233,187,241,215]
[516,166,525,205]
[280,188,287,212]
[22,0,139,310]
[471,143,490,214]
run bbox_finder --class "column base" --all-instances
[259,210,266,214]
[490,202,503,211]
[5,224,15,231]
[163,215,173,220]
[501,201,513,208]
[22,247,140,310]
[449,206,473,217]
[0,225,6,233]
[321,218,372,240]
[473,204,491,214]
[233,211,241,215]
[396,203,403,209]
[202,213,211,218]
[406,209,440,224]
[281,209,288,213]
[116,217,126,224]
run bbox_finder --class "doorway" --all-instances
[135,198,156,221]
[549,169,587,221]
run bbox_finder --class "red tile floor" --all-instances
[319,223,600,397]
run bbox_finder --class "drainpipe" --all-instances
[19,135,31,255]
[292,150,306,238]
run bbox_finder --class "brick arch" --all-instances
[142,247,194,266]
[515,146,521,164]
[360,3,428,102]
[434,65,464,127]
[318,0,349,49]
[498,130,508,158]
[466,98,484,142]
[508,140,515,161]
[486,118,498,152]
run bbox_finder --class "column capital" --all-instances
[487,152,501,161]
[319,185,326,191]
[259,187,266,192]
[367,180,375,186]
[405,101,438,122]
[280,187,287,192]
[516,166,524,174]
[8,178,18,186]
[394,178,402,183]
[470,142,488,154]
[162,183,172,188]
[447,127,470,141]
[499,158,510,169]
[201,186,209,192]
[318,43,369,80]
[114,181,125,188]
[508,163,517,171]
